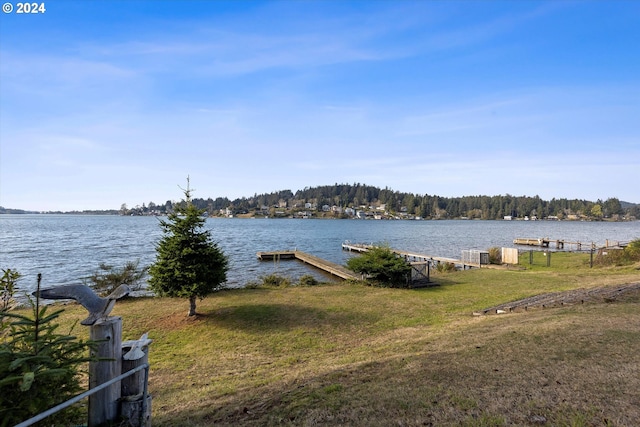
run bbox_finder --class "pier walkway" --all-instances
[257,250,361,280]
[341,243,480,268]
[513,238,628,251]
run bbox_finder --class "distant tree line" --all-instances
[122,183,637,220]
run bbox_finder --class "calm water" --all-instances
[1,215,639,295]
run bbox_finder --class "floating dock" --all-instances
[513,238,551,247]
[513,237,576,249]
[257,250,361,280]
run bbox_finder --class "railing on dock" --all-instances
[341,243,480,269]
[514,238,628,251]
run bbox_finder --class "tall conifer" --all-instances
[148,179,229,316]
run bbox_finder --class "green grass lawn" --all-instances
[20,253,640,426]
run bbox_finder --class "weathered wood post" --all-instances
[34,284,131,427]
[121,334,153,427]
[89,316,123,427]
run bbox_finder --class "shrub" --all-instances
[244,281,261,289]
[488,247,502,264]
[1,268,21,313]
[258,274,292,288]
[346,246,411,287]
[594,239,640,266]
[86,260,146,296]
[595,248,626,266]
[298,275,319,286]
[624,239,640,261]
[434,261,456,273]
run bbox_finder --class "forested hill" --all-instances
[125,183,637,220]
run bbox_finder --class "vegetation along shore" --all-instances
[3,184,639,425]
[4,248,640,426]
[1,183,638,220]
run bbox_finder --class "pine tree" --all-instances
[1,274,96,426]
[148,179,229,316]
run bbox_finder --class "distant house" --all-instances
[503,215,513,220]
[322,205,331,212]
[296,211,313,219]
[356,210,367,219]
[344,207,355,216]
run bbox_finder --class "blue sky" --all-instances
[1,0,638,211]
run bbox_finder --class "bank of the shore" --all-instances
[14,252,639,426]
[3,215,639,296]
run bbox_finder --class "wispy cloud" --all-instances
[1,52,135,89]
[1,1,638,210]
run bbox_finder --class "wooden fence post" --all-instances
[89,316,122,427]
[121,334,153,427]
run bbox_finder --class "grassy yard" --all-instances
[30,253,640,425]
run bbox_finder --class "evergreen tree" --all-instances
[346,246,411,287]
[148,179,229,316]
[1,274,96,426]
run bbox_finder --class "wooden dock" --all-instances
[513,238,551,247]
[341,243,479,268]
[257,250,361,280]
[513,238,599,250]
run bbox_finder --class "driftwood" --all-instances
[35,284,150,426]
[34,284,130,325]
[121,333,153,427]
[89,317,122,427]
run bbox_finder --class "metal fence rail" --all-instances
[15,363,149,427]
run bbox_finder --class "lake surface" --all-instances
[1,215,638,295]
